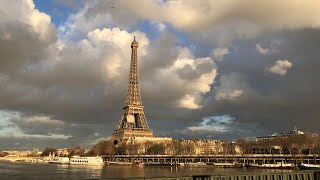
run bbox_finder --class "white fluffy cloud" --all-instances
[58,3,112,40]
[216,89,244,102]
[64,28,216,110]
[267,60,293,76]
[0,0,56,76]
[150,48,217,109]
[0,0,55,40]
[211,47,230,61]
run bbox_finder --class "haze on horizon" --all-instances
[0,0,319,150]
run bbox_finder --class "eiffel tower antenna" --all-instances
[111,37,153,144]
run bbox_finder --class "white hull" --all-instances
[69,162,104,165]
[298,163,320,170]
[185,162,207,167]
[69,156,104,165]
[49,162,70,164]
[49,157,70,164]
[247,163,294,169]
[107,161,132,166]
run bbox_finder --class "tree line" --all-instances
[236,134,320,155]
[35,134,320,157]
[86,140,227,156]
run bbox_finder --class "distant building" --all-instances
[192,139,224,155]
[256,126,306,141]
[3,150,34,157]
[127,136,172,143]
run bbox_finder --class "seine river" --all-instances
[0,161,296,180]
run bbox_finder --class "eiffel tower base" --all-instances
[111,128,153,145]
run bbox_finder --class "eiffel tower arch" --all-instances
[111,37,153,145]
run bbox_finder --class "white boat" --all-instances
[185,162,207,167]
[107,161,132,166]
[106,160,144,166]
[298,163,320,170]
[208,162,244,168]
[246,162,294,169]
[49,157,70,164]
[69,156,104,165]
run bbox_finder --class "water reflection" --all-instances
[0,161,297,180]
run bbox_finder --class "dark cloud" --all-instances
[0,23,56,74]
[199,29,320,136]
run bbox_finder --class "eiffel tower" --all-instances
[111,37,153,144]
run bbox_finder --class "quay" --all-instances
[129,171,320,180]
[0,156,48,162]
[102,154,320,165]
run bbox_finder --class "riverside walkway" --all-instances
[102,154,320,164]
[0,156,48,162]
[129,171,320,180]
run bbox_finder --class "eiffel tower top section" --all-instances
[125,36,142,106]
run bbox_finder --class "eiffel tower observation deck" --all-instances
[111,37,154,145]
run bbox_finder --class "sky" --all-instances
[0,0,320,150]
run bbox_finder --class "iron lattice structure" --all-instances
[111,37,153,144]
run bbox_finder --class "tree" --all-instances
[0,151,9,157]
[146,143,166,155]
[222,141,236,154]
[69,146,86,157]
[90,140,115,156]
[236,139,254,154]
[41,148,57,156]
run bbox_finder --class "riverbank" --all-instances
[0,160,300,180]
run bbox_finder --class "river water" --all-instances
[0,161,296,180]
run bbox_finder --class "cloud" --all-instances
[187,115,236,133]
[150,21,166,31]
[12,116,64,126]
[58,3,112,40]
[178,95,201,110]
[9,113,66,136]
[216,89,244,102]
[0,0,56,73]
[267,59,293,76]
[256,43,279,55]
[214,73,254,102]
[101,1,320,35]
[77,0,320,47]
[211,48,230,61]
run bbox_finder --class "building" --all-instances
[256,126,305,141]
[2,148,40,157]
[127,136,172,143]
[191,139,224,155]
[111,37,169,144]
